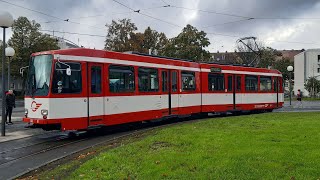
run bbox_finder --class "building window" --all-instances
[181,71,196,91]
[260,76,272,91]
[208,73,224,91]
[318,68,320,73]
[138,67,159,92]
[318,55,320,62]
[109,65,135,93]
[91,66,102,94]
[245,75,258,91]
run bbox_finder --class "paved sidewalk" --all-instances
[275,101,320,112]
[0,116,42,143]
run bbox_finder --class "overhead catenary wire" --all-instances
[3,0,319,48]
[0,0,106,30]
[111,0,182,28]
[40,30,106,37]
[202,18,254,29]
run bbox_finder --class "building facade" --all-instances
[294,49,320,97]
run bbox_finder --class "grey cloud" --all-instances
[1,0,320,51]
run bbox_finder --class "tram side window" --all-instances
[172,71,178,92]
[208,73,224,91]
[52,62,82,94]
[109,65,135,93]
[162,71,168,92]
[181,71,196,91]
[245,75,258,91]
[273,78,278,92]
[236,76,241,91]
[138,67,159,92]
[228,76,233,91]
[91,66,101,94]
[260,76,272,91]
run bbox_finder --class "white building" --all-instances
[294,49,320,97]
[57,38,79,49]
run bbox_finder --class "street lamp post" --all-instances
[0,11,14,136]
[5,47,15,90]
[287,65,294,106]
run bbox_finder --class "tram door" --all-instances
[228,75,242,110]
[88,63,104,126]
[274,77,279,107]
[161,70,179,116]
[235,75,242,109]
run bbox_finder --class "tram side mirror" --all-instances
[66,67,72,76]
[19,66,29,77]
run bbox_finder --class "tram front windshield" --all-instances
[26,55,53,96]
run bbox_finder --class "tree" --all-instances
[129,32,145,53]
[273,57,293,80]
[6,16,59,94]
[8,17,59,77]
[123,26,169,55]
[142,27,168,55]
[258,47,277,68]
[104,19,137,52]
[304,77,320,97]
[161,24,211,62]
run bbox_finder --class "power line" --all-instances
[0,0,106,30]
[202,18,254,29]
[0,0,66,21]
[40,30,106,38]
[161,0,169,6]
[112,0,135,11]
[40,5,169,24]
[169,5,252,19]
[111,0,182,27]
[162,2,320,21]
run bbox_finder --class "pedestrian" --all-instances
[5,89,16,124]
[296,89,303,108]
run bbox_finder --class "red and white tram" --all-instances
[23,48,283,131]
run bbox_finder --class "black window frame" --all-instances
[138,67,159,92]
[260,76,272,92]
[52,62,83,94]
[91,66,102,94]
[181,71,196,91]
[172,71,178,92]
[162,71,168,92]
[236,76,241,91]
[245,75,258,91]
[208,73,224,91]
[228,75,233,91]
[109,64,135,93]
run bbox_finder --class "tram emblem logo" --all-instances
[31,101,42,112]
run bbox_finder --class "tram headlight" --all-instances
[41,109,48,116]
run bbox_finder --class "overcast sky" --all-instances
[1,0,320,52]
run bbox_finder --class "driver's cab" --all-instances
[23,53,87,130]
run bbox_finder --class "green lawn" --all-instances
[35,112,320,179]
